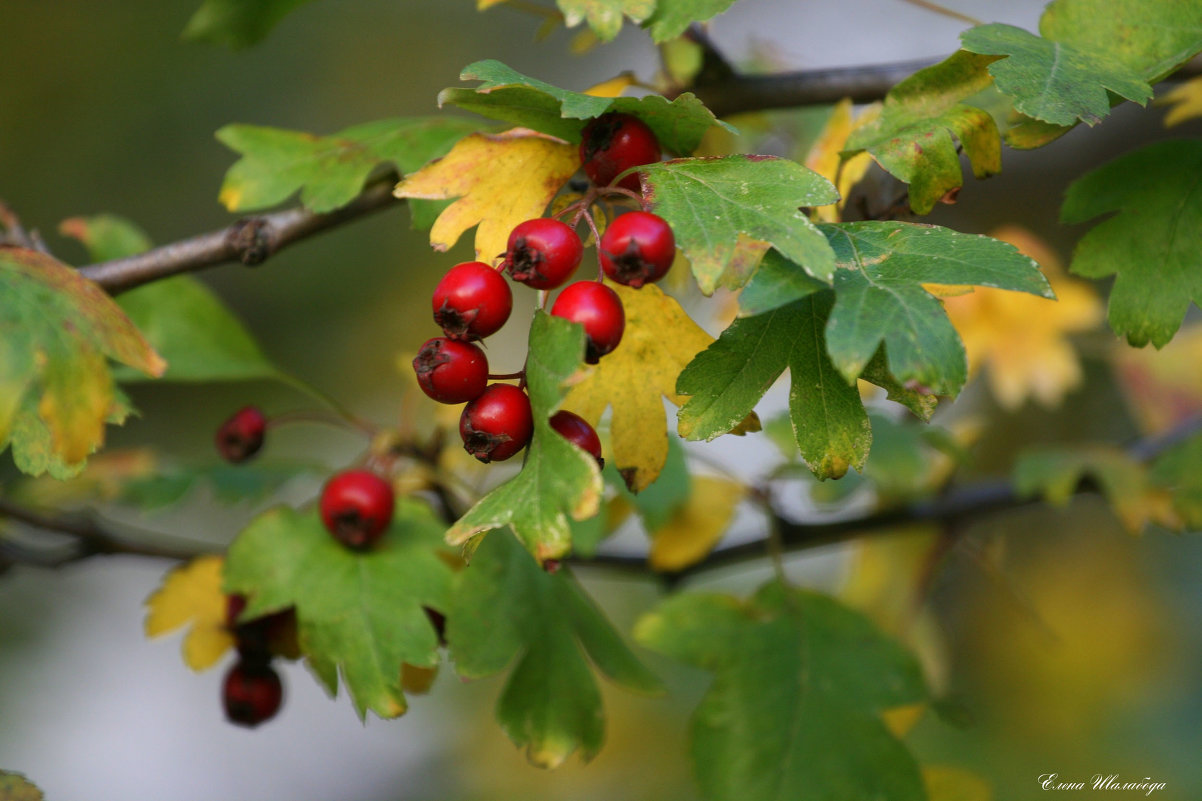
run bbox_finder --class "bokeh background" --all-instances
[2,1,1201,799]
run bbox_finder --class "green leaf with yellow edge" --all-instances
[0,771,44,801]
[960,23,1151,128]
[557,0,654,42]
[643,0,739,43]
[0,248,165,476]
[1150,434,1202,529]
[144,555,234,671]
[395,129,580,263]
[635,581,928,801]
[448,530,662,768]
[1061,140,1202,349]
[844,51,1000,214]
[648,476,745,572]
[638,156,838,292]
[924,766,993,801]
[183,0,316,48]
[447,312,602,562]
[439,60,731,154]
[563,283,726,493]
[224,501,453,719]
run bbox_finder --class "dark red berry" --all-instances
[432,261,513,341]
[226,594,298,659]
[423,606,447,646]
[579,113,661,192]
[501,218,583,290]
[550,281,625,363]
[459,384,534,463]
[413,337,489,404]
[222,659,283,727]
[599,211,676,288]
[549,410,603,466]
[543,559,562,574]
[319,469,395,550]
[215,406,267,464]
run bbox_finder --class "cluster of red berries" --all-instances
[412,112,675,468]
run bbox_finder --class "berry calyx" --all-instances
[549,410,603,466]
[432,261,513,341]
[215,406,267,464]
[222,659,283,727]
[413,337,489,404]
[599,211,676,288]
[459,384,534,463]
[501,218,583,290]
[579,113,661,192]
[550,281,625,363]
[319,469,396,550]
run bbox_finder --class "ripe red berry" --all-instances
[215,406,267,463]
[599,211,676,288]
[319,469,395,550]
[413,337,489,404]
[432,261,513,341]
[549,410,603,466]
[222,659,283,727]
[460,384,534,463]
[501,218,583,290]
[550,281,625,363]
[226,594,298,659]
[579,113,661,192]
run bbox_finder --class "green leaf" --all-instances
[960,23,1151,127]
[224,502,453,720]
[1013,444,1154,532]
[1040,0,1202,82]
[1151,433,1202,528]
[446,312,603,562]
[739,249,830,316]
[59,214,152,261]
[604,433,691,531]
[638,156,838,293]
[217,117,478,215]
[183,0,316,48]
[438,60,730,154]
[448,531,662,767]
[822,221,1052,396]
[643,0,739,43]
[844,51,1000,214]
[635,582,928,801]
[120,462,317,510]
[0,771,44,801]
[556,0,654,41]
[1061,139,1202,348]
[0,249,165,476]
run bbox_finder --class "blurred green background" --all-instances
[2,1,1201,799]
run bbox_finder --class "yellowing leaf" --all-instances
[394,129,580,262]
[584,73,636,98]
[563,284,718,492]
[924,766,992,801]
[935,226,1101,409]
[804,99,880,223]
[1156,76,1202,126]
[1112,323,1202,435]
[648,477,745,571]
[401,663,439,694]
[144,555,233,671]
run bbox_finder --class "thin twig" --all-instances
[897,0,982,26]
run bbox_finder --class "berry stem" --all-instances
[487,371,525,381]
[577,209,606,281]
[597,184,645,208]
[266,408,375,437]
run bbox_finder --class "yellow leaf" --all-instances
[647,477,745,571]
[394,129,580,262]
[144,555,233,671]
[562,283,714,492]
[477,0,508,8]
[882,704,925,739]
[924,766,992,801]
[934,225,1102,410]
[584,73,636,98]
[1112,323,1202,435]
[1155,76,1202,127]
[804,100,881,222]
[402,663,438,694]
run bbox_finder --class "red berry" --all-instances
[222,659,283,727]
[549,410,603,466]
[550,281,625,363]
[432,261,513,340]
[599,211,676,288]
[319,469,395,550]
[501,218,583,290]
[215,406,267,463]
[226,594,298,659]
[579,113,661,192]
[460,384,533,463]
[413,337,489,404]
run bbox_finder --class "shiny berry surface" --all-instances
[459,384,534,463]
[215,406,267,464]
[549,410,603,466]
[501,218,583,290]
[599,211,676,288]
[412,337,489,404]
[550,281,625,363]
[222,660,283,727]
[432,261,513,340]
[319,469,396,550]
[579,113,661,192]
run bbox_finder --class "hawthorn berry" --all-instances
[215,406,267,464]
[432,261,513,341]
[319,469,395,550]
[501,218,583,290]
[413,337,489,404]
[460,383,534,463]
[550,281,625,363]
[579,113,661,192]
[599,211,676,288]
[226,594,298,659]
[549,410,603,466]
[222,659,283,727]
